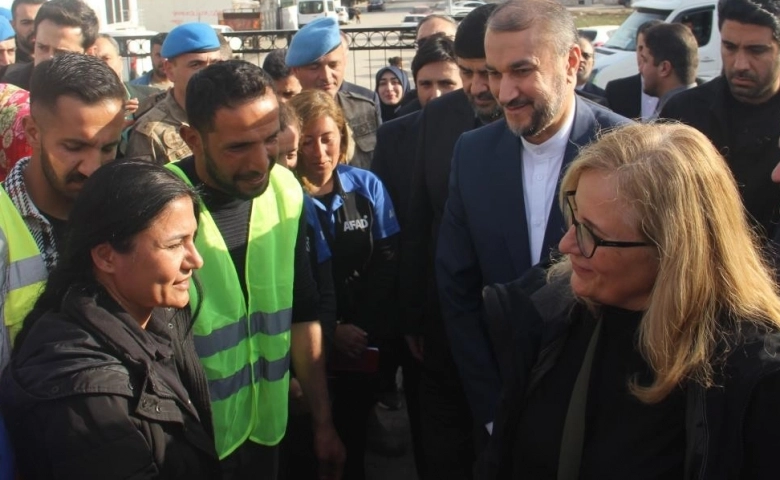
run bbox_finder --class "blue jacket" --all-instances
[435,96,629,424]
[307,165,400,338]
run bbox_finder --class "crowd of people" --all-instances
[0,0,778,478]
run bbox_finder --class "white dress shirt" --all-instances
[520,104,576,266]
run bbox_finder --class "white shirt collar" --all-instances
[520,100,576,158]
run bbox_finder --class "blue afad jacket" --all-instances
[305,164,400,337]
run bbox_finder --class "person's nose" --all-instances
[185,241,204,271]
[733,49,750,72]
[558,224,580,257]
[78,150,105,178]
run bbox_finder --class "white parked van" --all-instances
[298,0,340,27]
[591,0,721,88]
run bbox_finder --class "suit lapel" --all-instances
[540,97,597,262]
[492,122,532,275]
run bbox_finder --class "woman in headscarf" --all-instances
[374,65,410,122]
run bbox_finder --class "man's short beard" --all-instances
[474,104,503,123]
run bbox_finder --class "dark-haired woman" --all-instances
[0,160,220,479]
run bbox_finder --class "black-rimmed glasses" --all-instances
[564,191,652,259]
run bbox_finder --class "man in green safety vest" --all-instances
[0,53,126,371]
[173,60,345,479]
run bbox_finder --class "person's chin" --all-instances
[239,177,270,199]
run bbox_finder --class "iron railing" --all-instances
[117,27,417,89]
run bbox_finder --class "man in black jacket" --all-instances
[661,0,780,242]
[393,5,502,479]
[575,35,607,105]
[2,0,99,91]
[604,19,663,120]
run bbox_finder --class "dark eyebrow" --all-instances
[508,59,537,70]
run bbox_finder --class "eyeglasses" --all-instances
[564,191,652,259]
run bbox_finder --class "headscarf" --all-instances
[0,84,31,181]
[374,66,411,122]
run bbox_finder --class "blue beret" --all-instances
[0,8,11,23]
[286,17,341,67]
[161,22,220,59]
[0,18,13,42]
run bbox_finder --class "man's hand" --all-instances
[288,377,308,414]
[314,423,345,480]
[334,324,368,358]
[124,97,139,115]
[405,334,424,362]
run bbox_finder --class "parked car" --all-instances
[446,0,485,19]
[400,14,426,38]
[336,6,349,24]
[410,5,432,14]
[591,0,721,88]
[368,0,386,12]
[577,25,619,47]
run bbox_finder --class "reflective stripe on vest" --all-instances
[0,186,46,343]
[168,164,303,459]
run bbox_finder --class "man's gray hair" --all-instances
[487,0,578,57]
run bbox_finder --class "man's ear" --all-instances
[91,243,117,275]
[659,60,673,78]
[566,43,582,80]
[163,58,174,82]
[22,114,40,148]
[180,124,203,154]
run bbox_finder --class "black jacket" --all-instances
[1,61,33,91]
[398,89,476,379]
[0,286,220,480]
[478,270,780,479]
[605,73,641,119]
[660,76,780,241]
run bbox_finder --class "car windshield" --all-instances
[402,15,420,22]
[579,29,597,42]
[299,1,324,14]
[603,9,670,51]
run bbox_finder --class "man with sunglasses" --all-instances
[575,36,608,106]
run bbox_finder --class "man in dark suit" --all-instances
[436,0,628,438]
[576,35,608,106]
[374,6,500,478]
[604,19,663,119]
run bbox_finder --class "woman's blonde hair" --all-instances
[288,89,351,170]
[550,122,780,403]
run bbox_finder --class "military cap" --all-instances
[0,17,13,42]
[286,17,341,67]
[161,22,220,59]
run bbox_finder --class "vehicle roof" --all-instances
[631,0,716,11]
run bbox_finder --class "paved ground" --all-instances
[365,400,420,479]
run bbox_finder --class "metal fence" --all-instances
[116,27,417,90]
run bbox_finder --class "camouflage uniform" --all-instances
[337,90,379,170]
[125,91,192,164]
